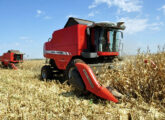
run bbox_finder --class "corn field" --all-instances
[0,52,165,120]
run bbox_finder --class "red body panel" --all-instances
[44,24,87,70]
[75,62,118,103]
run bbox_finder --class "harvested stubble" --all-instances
[0,54,165,120]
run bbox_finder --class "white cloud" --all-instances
[113,0,142,12]
[19,36,29,40]
[158,5,165,15]
[119,17,148,34]
[119,17,164,34]
[89,0,112,9]
[156,16,160,20]
[88,12,95,17]
[36,9,51,20]
[36,10,44,17]
[37,10,42,14]
[89,0,142,12]
[19,36,33,43]
[88,11,99,17]
[148,22,164,31]
[44,16,52,20]
[15,42,20,46]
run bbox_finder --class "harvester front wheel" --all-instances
[69,68,86,91]
[65,59,86,91]
[41,65,53,81]
[65,59,85,80]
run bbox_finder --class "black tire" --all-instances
[41,65,53,81]
[1,62,5,68]
[8,63,13,69]
[64,59,86,92]
[49,59,58,70]
[65,59,85,80]
[69,68,86,91]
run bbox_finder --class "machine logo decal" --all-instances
[83,69,94,88]
[44,50,71,55]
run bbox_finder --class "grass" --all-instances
[0,53,165,120]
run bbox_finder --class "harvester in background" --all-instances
[41,17,125,103]
[0,50,24,70]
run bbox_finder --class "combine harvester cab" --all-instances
[41,17,125,103]
[0,50,24,70]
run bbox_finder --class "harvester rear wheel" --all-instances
[1,62,5,68]
[49,59,58,70]
[41,65,53,81]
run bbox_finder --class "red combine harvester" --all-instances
[41,17,125,103]
[0,50,23,70]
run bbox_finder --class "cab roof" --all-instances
[8,50,23,54]
[64,17,125,30]
[64,17,94,28]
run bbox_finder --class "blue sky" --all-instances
[0,0,165,58]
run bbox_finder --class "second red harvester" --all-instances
[0,50,23,70]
